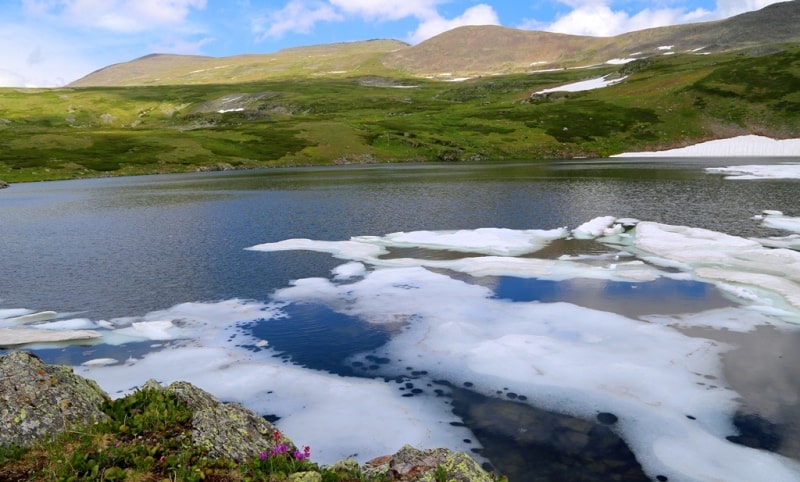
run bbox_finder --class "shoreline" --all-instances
[2,135,798,187]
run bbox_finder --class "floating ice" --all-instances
[624,222,800,314]
[75,312,478,465]
[373,227,569,256]
[0,327,101,347]
[707,163,800,179]
[0,309,35,320]
[247,238,387,262]
[758,212,800,234]
[5,310,58,324]
[332,261,367,280]
[8,216,800,481]
[250,218,800,480]
[572,215,622,239]
[81,358,119,367]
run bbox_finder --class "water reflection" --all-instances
[448,386,650,482]
[682,325,800,460]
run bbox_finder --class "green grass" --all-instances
[1,44,799,183]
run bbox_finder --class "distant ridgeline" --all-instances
[69,1,800,86]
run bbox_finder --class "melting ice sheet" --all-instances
[247,218,800,481]
[5,216,800,481]
[706,163,800,180]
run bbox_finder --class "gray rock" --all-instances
[363,445,494,482]
[163,380,294,462]
[0,351,110,447]
[0,179,8,189]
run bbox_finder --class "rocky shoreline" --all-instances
[0,351,495,481]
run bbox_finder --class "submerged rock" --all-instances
[0,351,110,447]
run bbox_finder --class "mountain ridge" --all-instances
[69,1,800,86]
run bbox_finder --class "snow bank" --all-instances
[614,135,800,158]
[534,74,627,95]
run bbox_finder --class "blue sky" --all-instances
[0,0,787,87]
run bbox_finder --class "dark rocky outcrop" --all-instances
[0,351,110,447]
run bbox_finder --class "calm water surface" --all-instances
[2,158,799,481]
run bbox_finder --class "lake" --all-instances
[2,158,800,482]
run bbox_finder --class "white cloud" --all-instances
[253,0,499,44]
[23,0,207,32]
[0,23,94,87]
[149,36,217,55]
[253,0,344,39]
[537,0,785,37]
[715,0,786,17]
[327,0,441,21]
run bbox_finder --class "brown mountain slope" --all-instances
[69,1,799,86]
[382,0,800,76]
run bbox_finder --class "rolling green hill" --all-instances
[69,40,409,87]
[0,3,798,183]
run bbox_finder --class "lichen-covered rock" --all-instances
[364,445,495,482]
[288,471,323,482]
[0,351,110,447]
[163,380,294,462]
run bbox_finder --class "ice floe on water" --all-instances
[752,211,800,253]
[706,163,800,180]
[756,211,800,234]
[5,216,800,480]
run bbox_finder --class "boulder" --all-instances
[0,351,110,447]
[162,380,294,462]
[363,445,495,482]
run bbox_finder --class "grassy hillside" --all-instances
[1,45,799,183]
[69,40,408,87]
